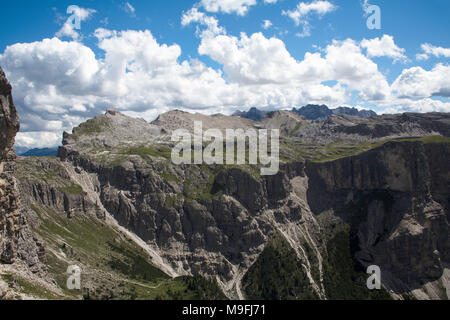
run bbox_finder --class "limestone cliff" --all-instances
[0,66,20,264]
[0,66,42,272]
[306,141,449,297]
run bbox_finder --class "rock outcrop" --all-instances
[0,67,41,271]
[306,141,449,294]
[0,66,21,264]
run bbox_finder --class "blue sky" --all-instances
[0,0,449,148]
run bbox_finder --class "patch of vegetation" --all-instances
[161,171,181,183]
[164,194,181,208]
[394,135,450,144]
[0,273,62,300]
[16,159,85,197]
[73,117,110,136]
[242,232,318,300]
[282,135,450,164]
[183,165,222,201]
[120,145,172,159]
[175,276,228,300]
[288,122,304,136]
[57,183,84,195]
[16,158,62,183]
[107,242,169,282]
[322,225,392,300]
[103,154,127,168]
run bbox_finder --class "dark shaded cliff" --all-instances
[306,141,449,294]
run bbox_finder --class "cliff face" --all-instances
[0,67,21,263]
[306,141,449,294]
[0,67,41,270]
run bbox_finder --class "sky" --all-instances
[0,0,449,148]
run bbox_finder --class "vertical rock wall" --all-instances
[0,67,42,270]
[0,66,21,263]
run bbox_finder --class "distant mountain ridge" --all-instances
[232,107,268,121]
[233,105,376,122]
[292,104,377,120]
[20,148,58,157]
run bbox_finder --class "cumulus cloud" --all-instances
[55,6,96,40]
[199,0,257,16]
[199,32,308,84]
[0,31,232,147]
[283,1,336,37]
[181,8,226,38]
[402,98,450,113]
[378,97,450,114]
[416,43,450,61]
[360,35,407,63]
[15,132,62,149]
[391,64,450,99]
[199,33,390,101]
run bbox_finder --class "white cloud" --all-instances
[378,98,450,114]
[199,32,305,84]
[181,8,225,38]
[199,33,390,101]
[283,1,337,37]
[391,64,450,99]
[416,43,450,61]
[0,31,233,147]
[199,0,257,16]
[360,35,407,63]
[404,98,450,113]
[262,20,273,29]
[15,132,62,149]
[122,2,136,17]
[285,0,336,24]
[324,39,391,101]
[264,0,278,3]
[55,6,96,40]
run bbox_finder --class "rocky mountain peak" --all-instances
[152,109,256,133]
[0,67,19,161]
[106,108,119,116]
[233,107,269,122]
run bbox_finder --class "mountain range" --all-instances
[233,105,377,122]
[1,67,449,300]
[19,148,58,157]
